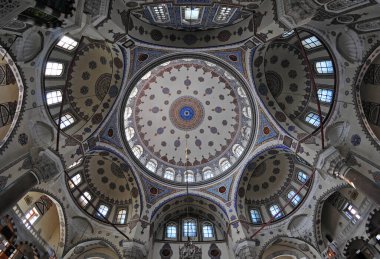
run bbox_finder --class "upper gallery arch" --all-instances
[0,43,25,153]
[122,55,255,184]
[42,34,126,143]
[252,29,337,141]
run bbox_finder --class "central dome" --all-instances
[123,58,254,183]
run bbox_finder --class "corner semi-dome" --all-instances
[122,57,254,184]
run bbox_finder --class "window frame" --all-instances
[287,190,302,207]
[213,6,237,24]
[181,6,204,25]
[149,4,170,23]
[116,208,127,224]
[146,159,158,172]
[305,112,321,127]
[23,207,40,227]
[202,222,214,239]
[232,144,244,158]
[301,35,322,49]
[97,204,110,218]
[183,218,197,238]
[164,169,175,180]
[79,191,92,207]
[56,35,78,51]
[184,171,195,182]
[132,145,143,159]
[68,173,82,189]
[317,88,334,103]
[297,171,309,184]
[203,169,214,180]
[56,113,75,130]
[125,127,135,141]
[249,208,262,224]
[269,204,284,220]
[45,61,65,77]
[315,60,334,74]
[282,30,295,38]
[46,89,63,106]
[165,221,178,239]
[219,158,231,172]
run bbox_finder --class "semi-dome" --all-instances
[123,57,254,183]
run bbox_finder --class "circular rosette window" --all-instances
[123,57,254,183]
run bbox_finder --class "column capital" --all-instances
[233,240,257,259]
[275,0,319,28]
[315,147,350,178]
[120,240,147,259]
[32,149,63,183]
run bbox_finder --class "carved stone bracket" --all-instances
[31,149,63,183]
[121,240,147,259]
[233,240,257,259]
[315,146,350,178]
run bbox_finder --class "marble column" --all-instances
[0,149,63,216]
[341,168,380,206]
[316,147,380,206]
[0,170,39,216]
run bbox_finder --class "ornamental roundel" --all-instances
[123,57,254,182]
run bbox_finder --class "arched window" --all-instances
[124,107,132,119]
[150,4,170,23]
[141,71,152,80]
[241,126,251,139]
[45,62,64,76]
[166,222,177,239]
[56,113,75,129]
[203,168,213,180]
[79,191,92,207]
[237,87,247,97]
[305,112,321,127]
[202,222,214,238]
[67,157,83,169]
[317,89,334,103]
[232,144,244,157]
[129,87,138,98]
[269,204,284,219]
[214,6,235,23]
[182,6,202,24]
[219,158,231,172]
[23,207,40,226]
[297,171,308,184]
[164,168,175,180]
[146,159,157,172]
[69,173,82,189]
[46,90,62,105]
[116,209,127,224]
[250,209,262,224]
[184,171,194,182]
[315,60,334,74]
[183,218,197,237]
[97,204,109,217]
[125,127,135,141]
[287,190,302,206]
[302,36,322,49]
[56,35,78,51]
[242,107,252,118]
[132,145,143,159]
[282,30,294,38]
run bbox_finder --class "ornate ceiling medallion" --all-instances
[123,57,254,183]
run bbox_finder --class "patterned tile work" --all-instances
[209,49,245,75]
[256,112,278,145]
[140,176,175,204]
[130,47,170,77]
[205,177,233,202]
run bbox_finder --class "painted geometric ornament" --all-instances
[123,57,255,182]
